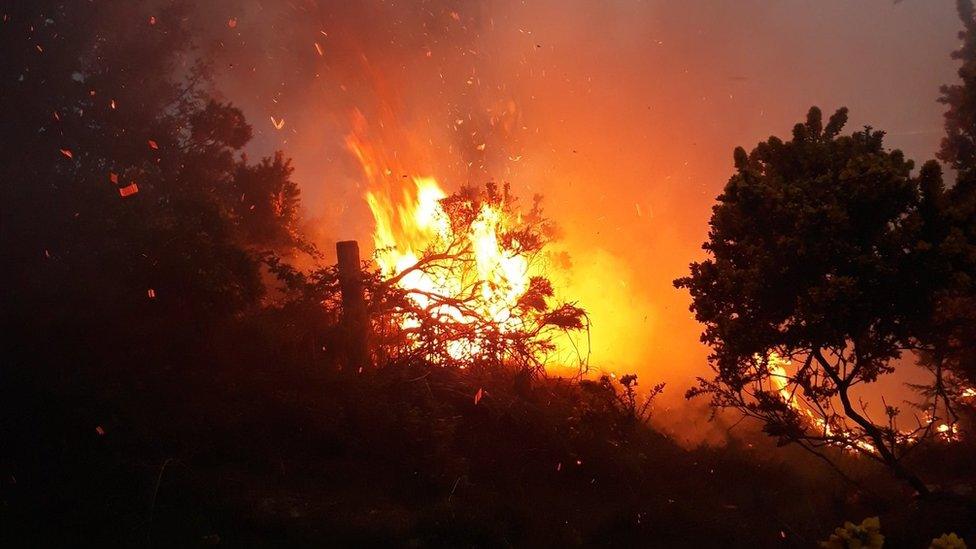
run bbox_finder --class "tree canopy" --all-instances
[1,1,307,341]
[675,107,962,494]
[931,0,976,389]
[939,0,976,181]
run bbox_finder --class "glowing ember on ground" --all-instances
[765,353,879,453]
[764,353,964,452]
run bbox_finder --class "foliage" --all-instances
[930,0,976,393]
[820,516,884,549]
[820,517,968,549]
[939,0,976,178]
[581,374,666,425]
[931,532,969,549]
[0,1,308,335]
[232,152,306,252]
[675,106,963,494]
[2,2,974,547]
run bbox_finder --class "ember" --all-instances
[118,182,139,198]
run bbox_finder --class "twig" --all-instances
[147,457,174,547]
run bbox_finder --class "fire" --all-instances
[765,353,878,454]
[764,353,966,453]
[363,175,532,360]
[936,422,960,442]
[366,174,531,321]
[346,115,585,369]
[365,176,450,278]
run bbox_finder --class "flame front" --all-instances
[764,353,968,452]
[765,354,879,453]
[349,126,543,365]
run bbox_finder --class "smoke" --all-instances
[188,0,959,437]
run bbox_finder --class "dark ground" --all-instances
[3,314,974,548]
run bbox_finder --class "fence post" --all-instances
[336,240,370,369]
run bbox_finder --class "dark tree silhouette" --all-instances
[232,152,304,252]
[675,107,961,495]
[928,0,976,391]
[939,0,976,178]
[0,1,306,342]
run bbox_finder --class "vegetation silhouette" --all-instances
[676,0,976,500]
[0,0,974,546]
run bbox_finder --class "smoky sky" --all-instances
[186,0,961,417]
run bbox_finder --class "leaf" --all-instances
[474,388,484,405]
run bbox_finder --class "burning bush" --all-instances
[367,181,589,373]
[267,181,588,375]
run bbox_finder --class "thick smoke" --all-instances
[190,0,959,438]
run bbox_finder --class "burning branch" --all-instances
[365,182,589,374]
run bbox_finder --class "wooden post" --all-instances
[336,240,370,369]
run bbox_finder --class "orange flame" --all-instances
[765,353,878,453]
[348,116,545,364]
[765,353,966,453]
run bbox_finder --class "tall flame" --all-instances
[348,119,540,363]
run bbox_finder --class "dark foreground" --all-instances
[3,316,974,547]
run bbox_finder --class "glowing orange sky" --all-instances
[210,0,961,405]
